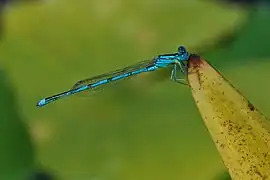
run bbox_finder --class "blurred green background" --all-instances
[0,0,270,179]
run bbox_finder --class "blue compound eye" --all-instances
[177,46,189,61]
[178,46,187,55]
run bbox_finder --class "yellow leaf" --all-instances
[187,55,270,180]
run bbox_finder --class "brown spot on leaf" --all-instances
[187,54,204,69]
[248,102,255,111]
[187,55,206,88]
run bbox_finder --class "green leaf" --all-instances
[202,5,270,66]
[0,69,34,180]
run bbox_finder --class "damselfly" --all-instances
[37,46,190,107]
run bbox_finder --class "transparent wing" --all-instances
[71,59,155,95]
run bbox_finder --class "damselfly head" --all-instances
[178,46,187,55]
[177,46,189,61]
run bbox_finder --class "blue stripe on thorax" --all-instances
[155,53,178,68]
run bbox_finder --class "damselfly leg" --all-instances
[171,61,189,85]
